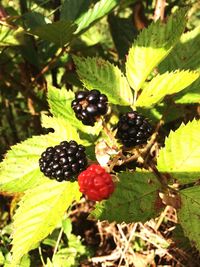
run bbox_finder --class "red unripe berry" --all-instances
[78,164,115,201]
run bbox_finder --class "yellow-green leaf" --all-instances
[157,119,200,183]
[73,56,133,106]
[126,8,187,91]
[136,70,199,107]
[75,0,118,34]
[11,180,81,265]
[41,114,90,146]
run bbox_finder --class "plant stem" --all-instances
[53,227,64,257]
[38,246,46,267]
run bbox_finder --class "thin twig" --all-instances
[38,246,46,267]
[155,205,170,230]
[118,223,138,267]
[31,47,66,83]
[53,227,64,256]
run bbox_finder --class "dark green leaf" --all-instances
[30,21,77,47]
[159,25,200,72]
[178,186,200,251]
[60,0,91,21]
[108,14,137,59]
[92,171,161,223]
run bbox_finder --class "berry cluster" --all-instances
[39,140,87,182]
[78,164,115,201]
[39,91,154,201]
[116,111,153,148]
[71,90,108,126]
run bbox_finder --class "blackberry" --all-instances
[116,111,153,148]
[71,89,108,126]
[39,140,88,182]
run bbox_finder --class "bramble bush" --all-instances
[0,0,200,266]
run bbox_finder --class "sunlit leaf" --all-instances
[73,56,133,105]
[136,70,199,107]
[157,119,200,183]
[174,77,200,104]
[126,8,187,91]
[75,0,119,34]
[11,180,81,265]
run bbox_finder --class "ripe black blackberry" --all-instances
[116,111,153,148]
[71,89,108,126]
[39,140,88,182]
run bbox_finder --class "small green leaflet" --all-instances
[30,21,77,47]
[11,180,81,265]
[157,119,200,184]
[178,186,200,251]
[41,114,90,146]
[126,8,187,91]
[136,70,199,107]
[73,56,133,106]
[174,77,200,104]
[92,171,161,223]
[75,0,119,34]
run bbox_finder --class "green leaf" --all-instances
[108,14,137,59]
[60,0,91,21]
[30,21,77,46]
[0,250,4,265]
[136,70,199,107]
[0,119,84,193]
[0,135,49,193]
[174,77,200,104]
[159,25,200,72]
[157,119,200,184]
[73,56,133,106]
[23,12,48,30]
[11,180,81,265]
[80,17,113,47]
[178,186,200,251]
[75,0,119,34]
[0,26,25,47]
[92,171,161,223]
[62,217,72,237]
[126,8,187,91]
[47,86,100,135]
[41,114,89,146]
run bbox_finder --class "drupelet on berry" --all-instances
[116,111,153,148]
[39,140,87,182]
[71,90,108,126]
[78,164,115,201]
